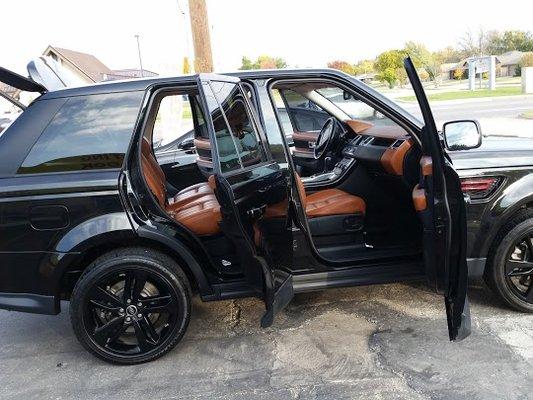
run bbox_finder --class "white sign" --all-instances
[474,58,490,74]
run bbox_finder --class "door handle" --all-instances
[247,204,267,219]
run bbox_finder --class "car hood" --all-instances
[449,135,533,170]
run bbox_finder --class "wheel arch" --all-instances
[478,191,533,258]
[55,225,214,302]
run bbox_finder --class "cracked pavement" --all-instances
[0,281,532,400]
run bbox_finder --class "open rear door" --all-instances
[196,73,294,327]
[404,57,471,341]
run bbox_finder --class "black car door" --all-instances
[196,74,295,327]
[404,57,471,341]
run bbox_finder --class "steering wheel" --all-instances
[314,118,336,160]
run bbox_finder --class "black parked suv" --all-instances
[0,59,530,364]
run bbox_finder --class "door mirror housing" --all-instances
[178,137,195,150]
[443,120,482,151]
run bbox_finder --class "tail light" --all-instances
[460,176,502,200]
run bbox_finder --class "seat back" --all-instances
[294,174,307,208]
[141,137,167,207]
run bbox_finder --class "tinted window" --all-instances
[277,89,329,132]
[205,81,266,173]
[18,92,143,174]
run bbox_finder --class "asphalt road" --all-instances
[407,96,532,120]
[1,281,532,400]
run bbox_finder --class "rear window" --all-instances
[17,91,143,174]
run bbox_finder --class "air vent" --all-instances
[391,140,404,148]
[361,137,374,146]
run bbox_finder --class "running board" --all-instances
[260,271,294,328]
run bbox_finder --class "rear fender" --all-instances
[478,174,533,256]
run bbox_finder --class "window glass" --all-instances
[280,89,329,132]
[18,92,143,174]
[152,94,195,151]
[206,81,266,173]
[316,87,396,126]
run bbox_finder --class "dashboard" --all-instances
[303,120,414,185]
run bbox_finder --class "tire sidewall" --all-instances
[490,218,533,312]
[71,251,191,364]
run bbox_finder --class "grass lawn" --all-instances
[398,86,524,101]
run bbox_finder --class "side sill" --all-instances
[202,280,256,301]
[292,262,425,293]
[0,293,60,315]
[467,258,486,279]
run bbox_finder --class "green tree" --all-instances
[374,50,406,88]
[487,30,533,54]
[327,60,355,75]
[404,41,443,87]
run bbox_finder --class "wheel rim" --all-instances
[505,234,533,304]
[83,268,179,357]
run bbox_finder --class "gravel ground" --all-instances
[0,281,532,400]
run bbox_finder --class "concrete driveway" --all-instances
[0,281,532,400]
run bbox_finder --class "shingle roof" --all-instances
[498,51,524,66]
[43,46,112,82]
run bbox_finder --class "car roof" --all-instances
[37,68,422,130]
[38,69,347,99]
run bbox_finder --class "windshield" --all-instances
[315,87,399,126]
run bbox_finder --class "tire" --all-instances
[70,247,192,364]
[485,209,533,313]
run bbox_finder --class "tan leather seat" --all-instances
[168,179,214,211]
[265,175,366,218]
[141,138,221,235]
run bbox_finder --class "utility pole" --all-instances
[188,0,213,73]
[134,34,145,77]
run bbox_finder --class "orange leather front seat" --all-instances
[265,175,366,218]
[140,138,221,235]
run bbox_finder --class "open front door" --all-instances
[196,74,294,327]
[404,57,471,341]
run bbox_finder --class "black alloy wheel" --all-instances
[71,248,191,364]
[486,209,533,313]
[505,235,533,304]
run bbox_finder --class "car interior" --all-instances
[138,80,426,277]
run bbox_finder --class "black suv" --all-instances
[0,59,528,364]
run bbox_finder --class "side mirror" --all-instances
[443,120,482,151]
[178,137,195,150]
[343,91,353,101]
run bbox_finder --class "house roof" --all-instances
[43,46,112,82]
[104,68,158,81]
[498,51,524,66]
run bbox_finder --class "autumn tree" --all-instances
[353,59,375,75]
[239,55,287,70]
[327,60,355,75]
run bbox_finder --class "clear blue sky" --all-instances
[2,0,532,75]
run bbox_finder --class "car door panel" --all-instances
[196,74,294,327]
[404,57,471,341]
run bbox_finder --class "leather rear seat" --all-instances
[141,138,221,235]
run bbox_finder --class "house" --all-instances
[497,51,523,77]
[43,46,114,84]
[42,46,158,84]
